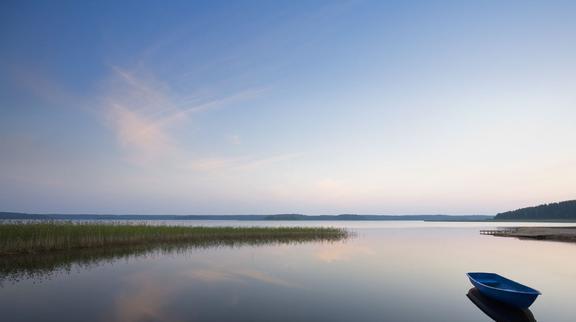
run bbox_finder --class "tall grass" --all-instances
[0,221,349,255]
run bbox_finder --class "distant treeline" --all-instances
[0,212,492,221]
[263,214,492,221]
[495,200,576,220]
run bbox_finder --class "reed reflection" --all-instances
[467,288,537,322]
[0,236,347,285]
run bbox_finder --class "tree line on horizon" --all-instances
[495,200,576,220]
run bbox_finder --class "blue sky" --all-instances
[1,1,575,214]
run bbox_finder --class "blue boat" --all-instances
[466,272,541,309]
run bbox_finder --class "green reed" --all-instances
[0,221,349,255]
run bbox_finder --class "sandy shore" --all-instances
[487,227,576,243]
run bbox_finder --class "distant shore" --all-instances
[0,212,493,221]
[484,227,576,243]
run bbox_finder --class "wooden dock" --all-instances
[480,228,519,236]
[480,227,576,243]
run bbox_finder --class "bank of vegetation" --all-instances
[0,222,349,255]
[495,200,576,221]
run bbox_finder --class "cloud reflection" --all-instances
[113,274,183,322]
[185,268,300,288]
[315,242,375,263]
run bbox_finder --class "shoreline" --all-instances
[482,227,576,243]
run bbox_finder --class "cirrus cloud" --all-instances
[102,66,297,170]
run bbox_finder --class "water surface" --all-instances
[1,221,575,321]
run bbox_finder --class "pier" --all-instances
[479,228,519,236]
[480,227,576,243]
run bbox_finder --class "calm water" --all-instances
[1,221,575,322]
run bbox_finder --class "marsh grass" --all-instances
[0,221,350,255]
[0,222,351,285]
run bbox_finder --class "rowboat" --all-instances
[466,272,541,309]
[467,288,536,322]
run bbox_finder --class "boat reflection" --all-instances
[467,288,537,322]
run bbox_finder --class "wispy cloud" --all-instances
[188,153,301,172]
[102,66,292,169]
[229,134,242,145]
[107,102,177,164]
[103,67,187,164]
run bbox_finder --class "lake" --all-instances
[1,221,575,322]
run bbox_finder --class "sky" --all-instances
[1,0,575,215]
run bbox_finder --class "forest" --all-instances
[495,200,576,220]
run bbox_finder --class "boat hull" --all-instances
[467,272,540,309]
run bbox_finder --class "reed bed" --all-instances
[0,221,349,255]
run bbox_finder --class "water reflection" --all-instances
[186,269,300,288]
[0,237,347,285]
[2,222,575,322]
[467,288,537,322]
